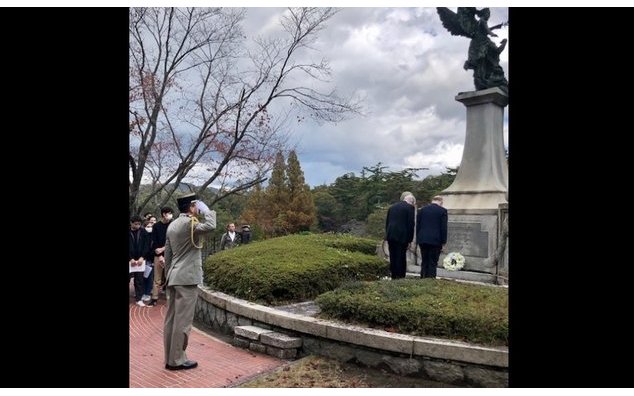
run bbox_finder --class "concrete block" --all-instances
[326,323,414,354]
[232,337,250,349]
[260,332,303,349]
[249,342,267,354]
[234,325,274,340]
[266,345,297,359]
[413,337,507,367]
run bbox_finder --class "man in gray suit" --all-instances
[163,193,216,370]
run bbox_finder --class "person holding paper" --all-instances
[163,193,216,371]
[129,215,151,307]
[147,206,174,306]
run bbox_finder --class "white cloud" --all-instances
[137,7,510,188]
[287,7,510,186]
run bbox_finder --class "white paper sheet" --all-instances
[129,261,146,274]
[143,264,153,279]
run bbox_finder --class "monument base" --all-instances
[444,210,497,272]
[438,209,502,284]
[437,268,497,284]
[441,191,507,212]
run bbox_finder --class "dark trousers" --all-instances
[129,271,145,301]
[388,240,408,279]
[419,243,441,278]
[143,265,154,295]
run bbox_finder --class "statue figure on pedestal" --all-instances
[437,7,508,93]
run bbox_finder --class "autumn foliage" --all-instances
[240,150,316,237]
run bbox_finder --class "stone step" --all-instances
[260,331,303,349]
[266,345,297,359]
[234,325,274,340]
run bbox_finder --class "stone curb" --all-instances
[198,286,507,367]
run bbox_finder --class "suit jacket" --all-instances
[416,203,448,246]
[165,210,216,286]
[219,231,239,250]
[385,200,415,244]
[129,228,151,261]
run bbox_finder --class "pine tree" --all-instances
[266,151,290,235]
[240,182,270,238]
[285,150,316,233]
[241,151,316,237]
[313,190,339,231]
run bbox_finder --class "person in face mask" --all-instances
[147,207,174,306]
[130,215,152,307]
[141,218,156,302]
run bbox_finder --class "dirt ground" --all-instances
[235,355,461,388]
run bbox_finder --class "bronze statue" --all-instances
[437,7,508,93]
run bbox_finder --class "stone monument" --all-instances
[434,7,509,284]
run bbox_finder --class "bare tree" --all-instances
[129,7,361,215]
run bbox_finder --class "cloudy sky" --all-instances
[236,6,509,187]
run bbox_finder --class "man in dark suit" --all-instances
[416,195,448,278]
[385,192,416,279]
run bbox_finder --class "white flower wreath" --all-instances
[443,252,465,271]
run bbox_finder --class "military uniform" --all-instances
[163,194,216,369]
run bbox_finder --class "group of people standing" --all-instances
[129,193,218,371]
[385,192,448,279]
[130,213,252,309]
[129,191,444,372]
[129,207,174,307]
[130,193,261,371]
[219,223,252,250]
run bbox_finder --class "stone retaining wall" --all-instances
[194,286,508,387]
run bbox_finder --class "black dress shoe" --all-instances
[165,360,198,370]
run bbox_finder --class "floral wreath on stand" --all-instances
[443,252,465,271]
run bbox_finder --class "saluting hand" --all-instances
[195,200,211,214]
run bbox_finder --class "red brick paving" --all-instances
[129,287,285,387]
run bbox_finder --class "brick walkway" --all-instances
[129,287,285,388]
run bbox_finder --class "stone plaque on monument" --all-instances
[441,213,498,275]
[445,222,489,258]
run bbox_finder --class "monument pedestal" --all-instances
[440,87,508,284]
[442,87,508,211]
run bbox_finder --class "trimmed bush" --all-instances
[315,278,508,346]
[204,234,388,305]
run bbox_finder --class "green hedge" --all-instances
[204,234,388,305]
[315,279,508,346]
